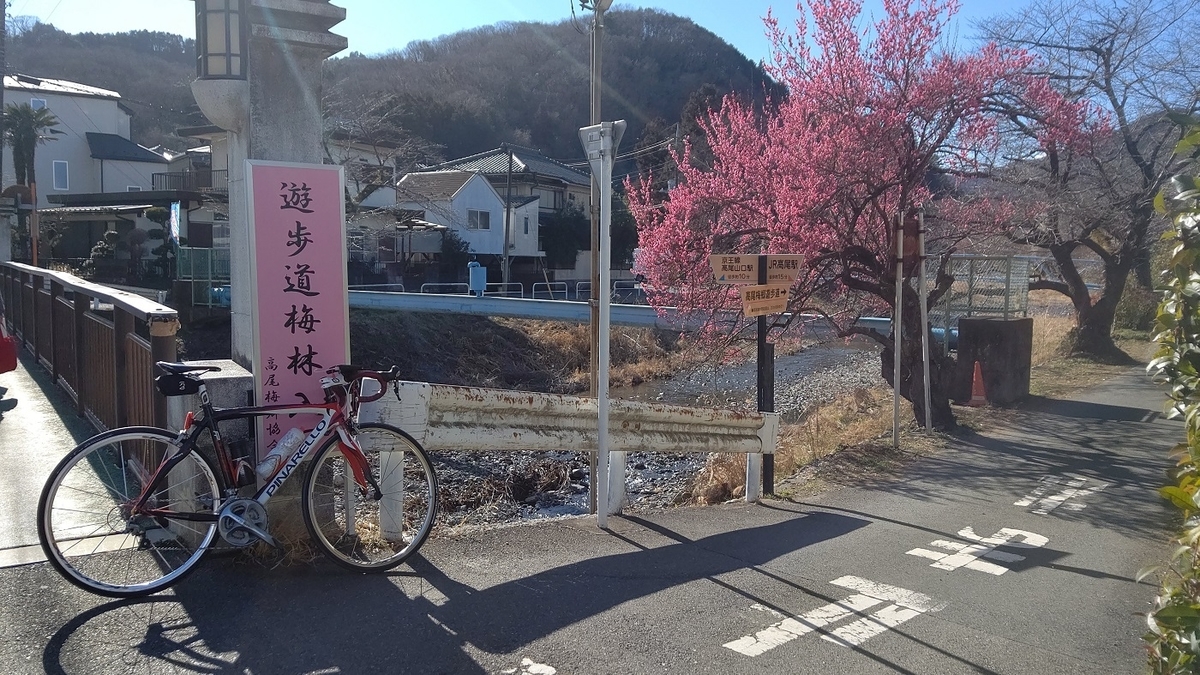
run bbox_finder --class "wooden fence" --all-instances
[0,262,179,432]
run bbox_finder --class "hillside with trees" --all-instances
[6,9,777,162]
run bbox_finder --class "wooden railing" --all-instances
[0,262,179,432]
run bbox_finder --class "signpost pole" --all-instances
[756,254,774,495]
[893,216,904,449]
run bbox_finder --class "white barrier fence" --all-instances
[359,381,779,512]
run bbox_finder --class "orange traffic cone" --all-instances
[968,361,987,407]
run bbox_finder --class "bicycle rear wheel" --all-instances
[37,427,220,597]
[302,423,438,571]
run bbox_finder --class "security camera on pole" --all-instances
[579,119,625,528]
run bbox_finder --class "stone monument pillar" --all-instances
[190,0,347,369]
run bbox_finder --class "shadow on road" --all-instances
[38,511,869,673]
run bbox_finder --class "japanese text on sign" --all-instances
[710,254,805,285]
[740,284,789,317]
[248,161,348,453]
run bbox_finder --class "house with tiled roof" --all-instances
[1,73,211,278]
[394,170,540,259]
[422,143,591,214]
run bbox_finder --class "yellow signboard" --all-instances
[709,254,758,284]
[710,254,805,285]
[764,254,805,285]
[740,284,789,317]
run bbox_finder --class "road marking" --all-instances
[723,576,942,656]
[906,526,1047,575]
[501,658,557,675]
[1014,475,1109,514]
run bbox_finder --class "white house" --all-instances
[395,170,541,258]
[2,73,167,207]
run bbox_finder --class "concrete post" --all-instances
[190,1,347,541]
[191,0,347,369]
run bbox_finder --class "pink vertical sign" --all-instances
[246,160,349,456]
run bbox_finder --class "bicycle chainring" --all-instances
[217,498,270,548]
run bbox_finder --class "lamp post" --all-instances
[195,0,248,80]
[585,0,613,516]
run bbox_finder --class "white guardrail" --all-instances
[359,381,780,509]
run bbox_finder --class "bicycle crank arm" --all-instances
[222,511,280,549]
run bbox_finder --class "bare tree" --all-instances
[322,93,445,216]
[981,0,1200,359]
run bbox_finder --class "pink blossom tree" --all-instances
[627,0,1086,430]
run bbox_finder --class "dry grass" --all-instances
[678,387,898,504]
[679,313,1158,504]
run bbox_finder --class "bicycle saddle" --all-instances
[156,361,223,375]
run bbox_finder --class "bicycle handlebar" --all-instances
[325,364,400,403]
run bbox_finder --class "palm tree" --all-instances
[4,102,59,186]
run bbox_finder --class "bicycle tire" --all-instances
[37,427,220,597]
[301,423,438,571]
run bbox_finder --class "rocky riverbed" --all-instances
[434,343,884,527]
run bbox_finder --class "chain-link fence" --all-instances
[926,255,1029,351]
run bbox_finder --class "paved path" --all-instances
[0,352,96,567]
[0,367,1176,674]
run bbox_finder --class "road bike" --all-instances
[36,361,439,598]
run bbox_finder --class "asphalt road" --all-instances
[0,368,1176,674]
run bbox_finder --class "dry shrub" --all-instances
[679,386,893,503]
[1031,315,1073,367]
[440,459,571,514]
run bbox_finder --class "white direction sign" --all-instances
[723,576,943,656]
[906,526,1048,576]
[1014,475,1109,515]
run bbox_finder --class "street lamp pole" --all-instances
[586,0,612,515]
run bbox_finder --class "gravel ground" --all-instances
[434,343,885,527]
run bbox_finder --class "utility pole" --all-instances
[586,0,613,514]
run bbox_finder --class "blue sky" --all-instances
[10,0,1022,65]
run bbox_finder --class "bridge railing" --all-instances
[0,262,179,432]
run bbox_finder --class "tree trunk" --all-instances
[1067,254,1135,363]
[880,282,957,432]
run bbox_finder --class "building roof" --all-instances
[396,170,476,201]
[506,195,540,208]
[86,133,169,164]
[40,204,154,216]
[426,144,590,187]
[4,73,121,100]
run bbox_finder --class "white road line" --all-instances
[723,594,882,656]
[907,527,1047,575]
[829,575,943,612]
[1014,475,1109,514]
[725,577,943,657]
[824,605,923,647]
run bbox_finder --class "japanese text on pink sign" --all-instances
[249,162,348,452]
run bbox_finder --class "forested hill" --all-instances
[7,9,778,162]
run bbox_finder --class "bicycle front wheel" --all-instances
[37,427,220,597]
[302,423,438,571]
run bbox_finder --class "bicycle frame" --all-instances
[131,380,380,522]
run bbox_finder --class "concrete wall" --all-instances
[954,317,1034,405]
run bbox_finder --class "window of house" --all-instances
[128,186,142,192]
[52,161,69,191]
[523,216,529,235]
[468,209,490,230]
[30,98,46,110]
